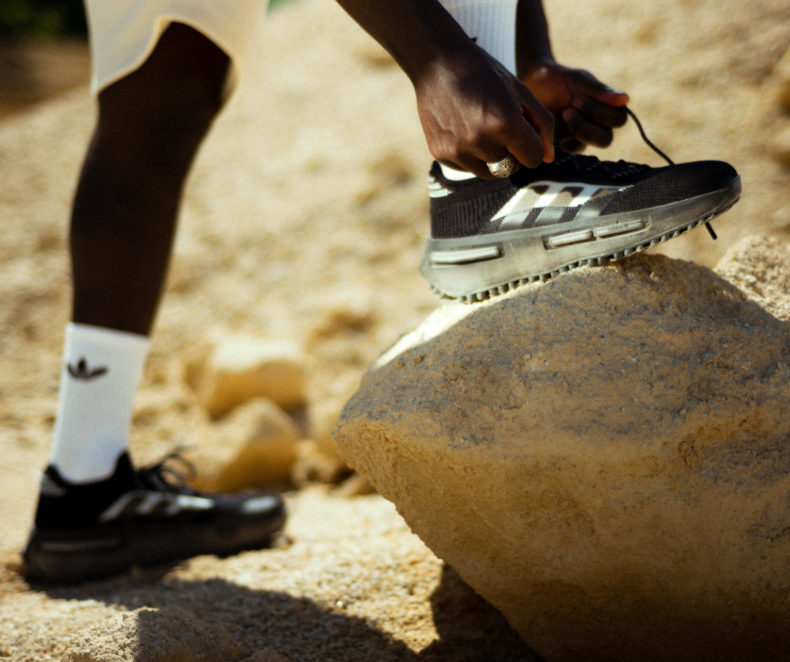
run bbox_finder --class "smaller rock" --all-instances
[307,298,375,340]
[772,124,790,169]
[773,46,790,112]
[290,439,348,487]
[307,395,350,462]
[333,472,375,497]
[715,234,790,321]
[184,332,306,418]
[192,398,301,491]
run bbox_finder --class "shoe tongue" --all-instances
[545,150,652,182]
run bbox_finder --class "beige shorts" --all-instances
[84,0,267,97]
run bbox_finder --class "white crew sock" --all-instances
[440,0,517,73]
[439,0,518,181]
[49,323,150,483]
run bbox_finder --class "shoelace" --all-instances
[625,107,674,167]
[136,444,201,495]
[554,151,649,179]
[558,108,717,240]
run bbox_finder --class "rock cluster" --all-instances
[772,46,790,168]
[182,331,353,491]
[335,246,790,661]
[184,333,307,418]
[774,46,790,113]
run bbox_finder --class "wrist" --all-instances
[515,0,554,77]
[337,0,480,86]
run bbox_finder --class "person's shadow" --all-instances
[37,563,541,661]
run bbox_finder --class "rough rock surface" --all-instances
[336,252,790,662]
[715,235,790,321]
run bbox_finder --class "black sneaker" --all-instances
[23,450,286,583]
[421,110,741,301]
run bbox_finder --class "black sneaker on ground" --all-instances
[23,450,286,583]
[421,110,741,301]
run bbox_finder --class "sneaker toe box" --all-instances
[603,160,739,215]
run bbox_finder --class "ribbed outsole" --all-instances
[431,197,739,303]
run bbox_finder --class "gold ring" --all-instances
[486,156,518,178]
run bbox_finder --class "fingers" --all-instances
[435,123,543,179]
[566,68,630,108]
[561,96,629,148]
[428,100,554,178]
[557,134,585,153]
[554,69,629,148]
[561,107,614,148]
[572,96,628,128]
[416,50,557,178]
[518,94,555,164]
[553,119,584,153]
[587,86,629,108]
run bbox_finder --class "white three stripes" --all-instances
[493,181,617,229]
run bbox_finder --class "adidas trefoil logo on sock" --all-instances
[67,357,109,381]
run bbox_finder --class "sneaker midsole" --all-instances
[421,178,740,298]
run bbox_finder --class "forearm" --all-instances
[336,0,556,174]
[335,0,481,85]
[515,0,554,75]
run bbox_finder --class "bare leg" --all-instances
[70,22,230,336]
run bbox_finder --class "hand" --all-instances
[414,49,556,179]
[519,57,629,152]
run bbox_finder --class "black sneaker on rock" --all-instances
[23,450,285,583]
[421,109,741,301]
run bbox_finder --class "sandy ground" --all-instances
[0,0,788,659]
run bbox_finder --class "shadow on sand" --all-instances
[35,562,541,661]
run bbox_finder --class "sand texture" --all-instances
[1,0,789,659]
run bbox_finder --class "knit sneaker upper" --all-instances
[429,152,736,240]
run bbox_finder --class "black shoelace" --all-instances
[560,107,717,240]
[625,107,716,239]
[136,445,201,495]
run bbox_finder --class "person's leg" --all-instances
[72,21,229,336]
[48,23,229,483]
[25,23,285,583]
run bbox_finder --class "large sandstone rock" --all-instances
[335,251,790,662]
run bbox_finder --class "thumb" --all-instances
[592,86,630,107]
[571,70,630,107]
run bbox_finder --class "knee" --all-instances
[96,23,230,152]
